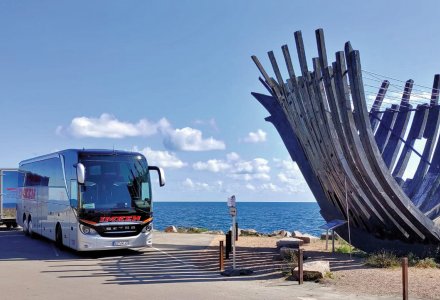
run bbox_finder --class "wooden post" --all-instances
[332,229,335,253]
[297,248,304,284]
[219,241,224,271]
[402,257,408,300]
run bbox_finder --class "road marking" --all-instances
[52,244,59,257]
[153,247,198,268]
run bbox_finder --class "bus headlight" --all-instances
[79,224,97,235]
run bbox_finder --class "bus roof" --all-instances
[19,149,145,166]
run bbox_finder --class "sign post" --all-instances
[228,195,237,270]
[221,195,253,277]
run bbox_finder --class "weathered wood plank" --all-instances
[345,46,440,242]
[374,105,399,153]
[393,104,429,179]
[382,80,413,169]
[369,80,390,132]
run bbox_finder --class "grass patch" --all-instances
[280,251,298,276]
[366,250,439,269]
[334,238,366,257]
[365,250,400,268]
[415,258,438,268]
[335,242,352,254]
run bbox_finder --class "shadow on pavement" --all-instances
[1,229,284,285]
[46,245,283,285]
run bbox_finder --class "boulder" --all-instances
[295,233,319,244]
[292,260,330,281]
[292,230,303,237]
[164,225,177,233]
[276,237,304,249]
[279,230,292,237]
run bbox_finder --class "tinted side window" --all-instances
[22,157,65,188]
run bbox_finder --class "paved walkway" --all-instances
[0,228,401,300]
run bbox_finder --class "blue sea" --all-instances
[3,202,325,236]
[153,202,324,236]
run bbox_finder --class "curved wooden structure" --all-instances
[252,29,440,255]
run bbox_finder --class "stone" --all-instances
[164,225,177,233]
[300,233,320,243]
[279,230,292,237]
[292,230,303,237]
[294,233,319,244]
[276,237,304,249]
[292,260,330,281]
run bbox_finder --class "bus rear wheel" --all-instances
[55,225,63,249]
[27,219,34,238]
[23,215,29,235]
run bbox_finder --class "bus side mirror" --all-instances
[148,166,165,187]
[76,163,85,185]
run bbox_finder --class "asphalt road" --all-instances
[0,227,400,300]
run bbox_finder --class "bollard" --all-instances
[402,257,408,300]
[298,248,304,285]
[219,241,224,271]
[225,231,231,259]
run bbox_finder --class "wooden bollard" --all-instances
[298,248,304,285]
[402,257,408,300]
[219,241,224,271]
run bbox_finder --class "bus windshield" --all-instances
[79,154,151,211]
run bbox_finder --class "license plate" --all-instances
[113,240,129,246]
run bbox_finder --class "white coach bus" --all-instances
[16,149,165,251]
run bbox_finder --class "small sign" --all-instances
[229,207,237,216]
[227,195,236,207]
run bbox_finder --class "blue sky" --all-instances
[1,1,440,202]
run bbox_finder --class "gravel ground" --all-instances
[209,234,440,300]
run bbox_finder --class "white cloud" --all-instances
[274,159,307,193]
[58,113,170,138]
[192,155,271,181]
[58,114,225,152]
[163,127,225,151]
[260,183,280,192]
[245,183,256,191]
[133,146,186,169]
[193,159,231,173]
[243,129,267,143]
[234,158,270,174]
[226,152,240,162]
[182,178,212,191]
